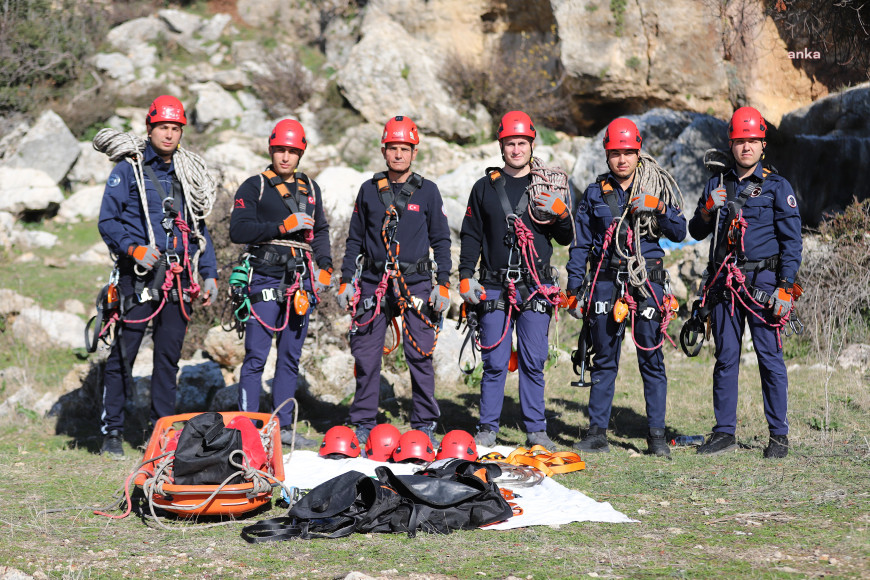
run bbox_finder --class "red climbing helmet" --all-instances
[391,429,436,463]
[364,423,402,462]
[146,95,187,126]
[381,116,419,145]
[729,106,767,139]
[318,425,361,458]
[435,430,478,461]
[603,118,642,150]
[270,119,307,150]
[497,110,536,141]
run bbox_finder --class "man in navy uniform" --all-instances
[337,116,452,447]
[689,106,802,458]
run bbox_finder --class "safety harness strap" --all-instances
[599,178,629,269]
[487,168,529,224]
[143,164,182,220]
[374,171,423,217]
[713,167,772,264]
[262,169,314,217]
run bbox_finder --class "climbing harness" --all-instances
[220,258,252,339]
[347,172,441,358]
[679,160,804,355]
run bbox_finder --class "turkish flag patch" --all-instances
[407,203,420,212]
[308,196,316,204]
[234,199,245,209]
[465,206,472,217]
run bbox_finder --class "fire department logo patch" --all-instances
[107,173,121,187]
[407,203,420,212]
[465,206,472,217]
[787,195,797,208]
[234,199,245,209]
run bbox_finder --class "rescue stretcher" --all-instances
[134,411,285,518]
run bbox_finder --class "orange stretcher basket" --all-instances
[134,411,285,518]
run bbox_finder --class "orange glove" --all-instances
[459,278,486,305]
[703,186,727,214]
[768,285,792,318]
[429,283,451,313]
[314,267,333,294]
[279,212,314,235]
[630,192,665,215]
[128,245,161,270]
[535,190,570,220]
[337,281,355,310]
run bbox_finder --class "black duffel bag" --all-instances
[240,459,513,542]
[173,412,244,486]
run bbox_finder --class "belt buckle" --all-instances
[594,301,609,314]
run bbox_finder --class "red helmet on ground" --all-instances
[364,423,402,462]
[146,95,186,126]
[728,106,766,139]
[497,110,536,141]
[603,118,642,150]
[436,430,478,461]
[270,119,307,150]
[391,429,436,463]
[381,116,419,146]
[318,425,361,458]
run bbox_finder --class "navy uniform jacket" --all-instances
[688,164,802,283]
[459,172,574,290]
[341,176,451,286]
[230,168,332,279]
[566,173,686,291]
[98,142,217,280]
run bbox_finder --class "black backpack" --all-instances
[240,459,513,542]
[173,412,244,486]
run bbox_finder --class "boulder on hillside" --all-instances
[314,166,368,240]
[57,185,104,223]
[11,307,87,350]
[0,289,36,315]
[1,110,79,184]
[91,52,136,85]
[0,167,64,217]
[189,81,244,129]
[779,83,870,138]
[337,7,491,142]
[68,142,114,187]
[203,325,245,368]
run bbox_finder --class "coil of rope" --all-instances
[93,128,217,277]
[612,151,684,294]
[526,156,575,237]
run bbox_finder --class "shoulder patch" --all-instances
[234,198,245,209]
[107,173,121,187]
[441,204,447,217]
[787,194,797,208]
[407,203,420,212]
[465,206,472,218]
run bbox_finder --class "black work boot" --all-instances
[572,425,609,453]
[101,430,124,459]
[696,432,737,455]
[474,426,497,448]
[526,431,557,450]
[763,434,789,459]
[417,421,439,448]
[646,428,670,457]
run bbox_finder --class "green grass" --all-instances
[0,345,867,579]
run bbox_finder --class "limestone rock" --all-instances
[203,325,246,368]
[11,307,86,350]
[837,344,870,371]
[91,53,136,85]
[1,110,79,184]
[189,81,244,129]
[0,289,36,316]
[314,166,368,240]
[337,7,490,141]
[57,185,104,223]
[67,142,114,187]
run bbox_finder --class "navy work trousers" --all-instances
[348,279,439,430]
[477,289,551,434]
[709,268,789,435]
[101,297,190,434]
[238,272,311,429]
[586,279,669,431]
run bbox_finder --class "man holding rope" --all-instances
[566,118,686,457]
[97,95,218,458]
[337,116,451,448]
[229,119,333,448]
[688,107,802,459]
[459,111,574,450]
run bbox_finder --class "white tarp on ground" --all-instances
[282,445,635,530]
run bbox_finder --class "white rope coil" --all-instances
[613,151,684,294]
[527,156,571,224]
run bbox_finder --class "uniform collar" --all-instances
[605,172,634,194]
[727,162,764,183]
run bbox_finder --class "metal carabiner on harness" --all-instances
[353,254,365,281]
